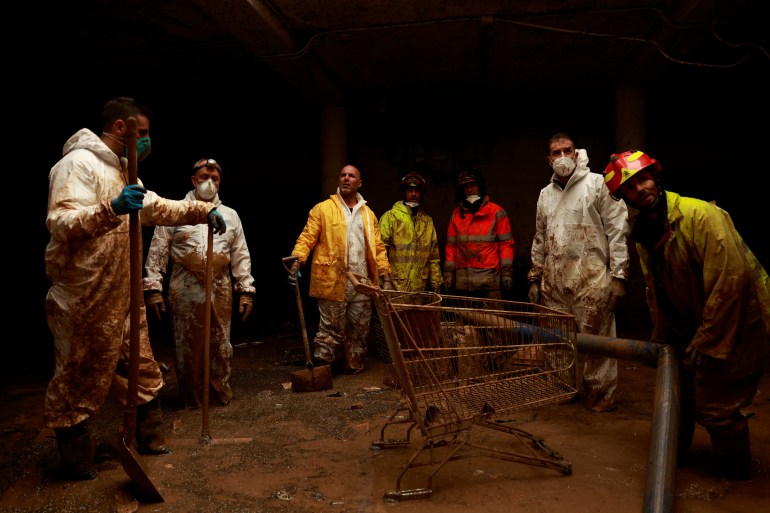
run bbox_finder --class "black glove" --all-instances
[288,260,300,289]
[684,343,709,370]
[528,281,541,304]
[144,290,165,321]
[443,271,454,291]
[501,268,513,291]
[607,278,626,312]
[380,274,395,291]
[239,294,254,322]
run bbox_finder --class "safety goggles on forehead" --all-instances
[193,158,221,172]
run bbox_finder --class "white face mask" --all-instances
[196,179,218,200]
[405,201,420,208]
[465,195,481,204]
[551,156,576,177]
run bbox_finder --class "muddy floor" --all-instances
[1,328,769,513]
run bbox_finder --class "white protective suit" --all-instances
[528,149,629,411]
[44,128,216,428]
[144,191,255,407]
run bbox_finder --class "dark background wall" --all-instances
[10,7,767,381]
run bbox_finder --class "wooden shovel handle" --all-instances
[201,225,213,443]
[124,117,141,438]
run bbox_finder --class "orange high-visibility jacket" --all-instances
[445,196,514,291]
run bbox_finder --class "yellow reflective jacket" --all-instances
[379,201,442,292]
[635,191,769,375]
[292,193,390,301]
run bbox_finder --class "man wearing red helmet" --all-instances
[528,133,629,412]
[605,150,770,480]
[379,172,442,292]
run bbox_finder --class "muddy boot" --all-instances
[136,398,172,455]
[54,422,97,480]
[709,419,752,481]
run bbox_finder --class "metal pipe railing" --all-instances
[576,334,679,513]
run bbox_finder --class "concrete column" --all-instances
[614,86,646,151]
[612,85,652,343]
[320,105,347,195]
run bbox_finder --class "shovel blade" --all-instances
[290,364,333,392]
[118,436,164,503]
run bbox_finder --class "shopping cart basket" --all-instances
[349,273,578,500]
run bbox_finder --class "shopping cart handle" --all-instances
[346,271,379,296]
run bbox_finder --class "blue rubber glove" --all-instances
[207,209,226,234]
[111,184,147,215]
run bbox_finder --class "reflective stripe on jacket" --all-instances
[379,201,442,292]
[445,196,514,290]
[636,191,769,375]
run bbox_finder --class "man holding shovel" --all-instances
[44,97,227,480]
[144,157,256,409]
[288,164,393,375]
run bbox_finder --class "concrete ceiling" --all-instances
[34,0,766,106]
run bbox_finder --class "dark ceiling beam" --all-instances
[194,0,346,105]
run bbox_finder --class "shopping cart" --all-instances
[350,273,578,500]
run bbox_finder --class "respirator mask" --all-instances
[551,156,576,177]
[196,179,218,200]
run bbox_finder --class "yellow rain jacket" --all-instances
[637,191,769,376]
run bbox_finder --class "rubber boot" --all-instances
[54,422,97,480]
[136,398,172,455]
[709,419,752,481]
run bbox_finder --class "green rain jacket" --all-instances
[379,201,442,292]
[635,191,769,377]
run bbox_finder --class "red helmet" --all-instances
[604,150,661,200]
[399,172,427,191]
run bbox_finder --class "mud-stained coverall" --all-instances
[144,190,255,408]
[379,201,442,292]
[291,192,390,371]
[634,191,769,458]
[445,196,514,296]
[527,149,629,411]
[44,128,216,429]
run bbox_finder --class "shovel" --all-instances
[200,225,214,445]
[118,116,164,502]
[173,227,252,448]
[282,256,332,392]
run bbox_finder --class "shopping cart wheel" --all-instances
[385,488,433,501]
[370,439,410,450]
